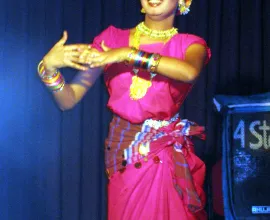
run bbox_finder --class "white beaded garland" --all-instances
[144,113,179,130]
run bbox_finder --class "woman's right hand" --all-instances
[43,31,90,73]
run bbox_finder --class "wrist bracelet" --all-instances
[37,60,65,92]
[125,48,161,73]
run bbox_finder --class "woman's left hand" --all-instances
[86,41,130,68]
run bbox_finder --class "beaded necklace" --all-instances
[129,22,178,100]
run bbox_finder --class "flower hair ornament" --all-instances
[177,0,192,15]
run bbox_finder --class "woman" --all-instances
[38,0,211,219]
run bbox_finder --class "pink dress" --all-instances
[92,26,211,220]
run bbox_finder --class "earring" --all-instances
[179,0,185,6]
[177,0,191,15]
[141,8,146,13]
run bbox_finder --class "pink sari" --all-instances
[106,116,207,220]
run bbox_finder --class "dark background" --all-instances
[0,0,269,219]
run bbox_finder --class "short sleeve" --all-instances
[91,25,116,51]
[182,34,211,65]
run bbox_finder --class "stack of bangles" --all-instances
[37,61,65,92]
[126,47,161,72]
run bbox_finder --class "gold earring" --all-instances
[141,8,146,13]
[177,0,191,15]
[178,0,183,10]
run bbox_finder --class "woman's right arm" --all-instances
[40,31,103,111]
[50,67,103,111]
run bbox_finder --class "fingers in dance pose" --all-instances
[86,41,129,68]
[43,31,91,73]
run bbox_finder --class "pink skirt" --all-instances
[107,145,207,220]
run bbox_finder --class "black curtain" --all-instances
[0,0,269,219]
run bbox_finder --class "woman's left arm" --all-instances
[86,42,207,83]
[155,44,207,82]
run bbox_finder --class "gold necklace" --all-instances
[133,22,178,49]
[137,22,178,39]
[129,22,178,101]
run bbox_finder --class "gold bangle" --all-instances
[42,72,61,84]
[37,60,58,79]
[125,47,138,65]
[149,53,161,72]
[37,60,45,73]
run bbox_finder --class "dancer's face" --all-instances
[140,0,178,19]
